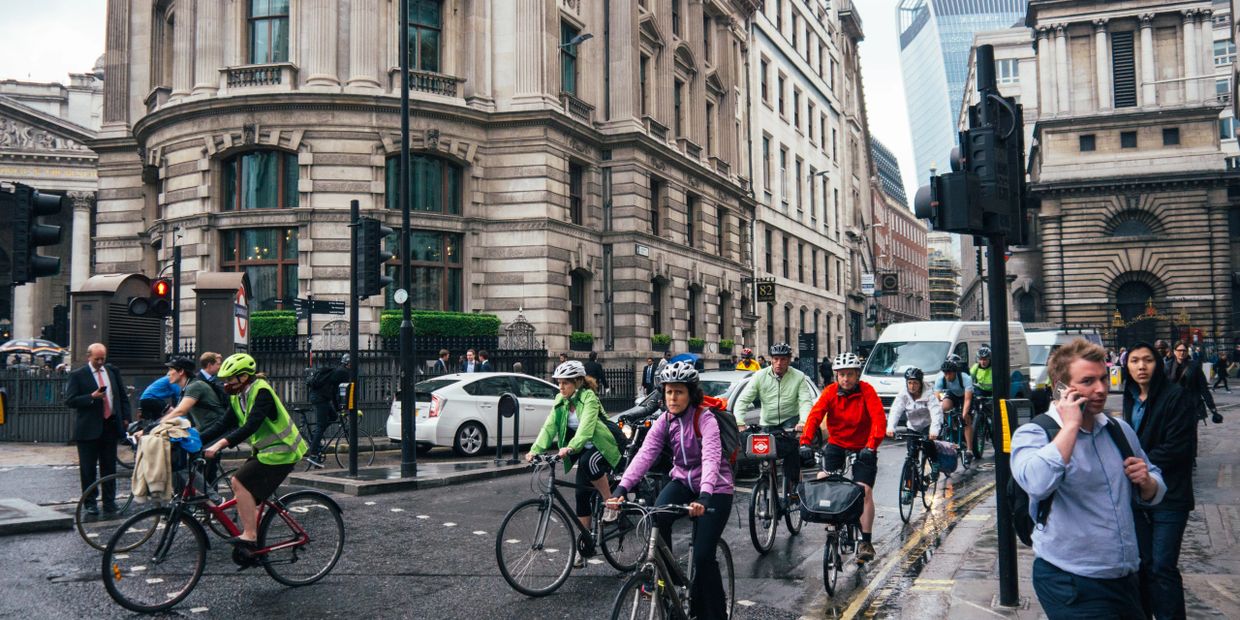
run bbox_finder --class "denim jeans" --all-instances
[1134,509,1190,619]
[1031,558,1144,620]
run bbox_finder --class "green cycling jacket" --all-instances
[730,366,813,427]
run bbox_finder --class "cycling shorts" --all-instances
[820,444,877,487]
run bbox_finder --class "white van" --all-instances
[1025,328,1105,410]
[862,321,1032,410]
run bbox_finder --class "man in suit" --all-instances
[64,343,131,516]
[477,350,494,373]
[462,349,479,373]
[641,357,656,396]
[432,349,451,374]
[197,351,223,385]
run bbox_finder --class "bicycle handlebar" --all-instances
[614,500,716,515]
[529,453,564,465]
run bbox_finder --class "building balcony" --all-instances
[222,63,299,91]
[676,137,703,160]
[710,156,730,176]
[144,86,171,113]
[643,115,669,142]
[560,92,595,124]
[388,68,465,97]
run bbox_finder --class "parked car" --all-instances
[385,372,560,457]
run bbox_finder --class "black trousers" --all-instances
[654,480,733,620]
[78,422,120,506]
[308,401,338,456]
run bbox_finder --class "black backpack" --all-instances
[1009,413,1135,546]
[691,407,741,467]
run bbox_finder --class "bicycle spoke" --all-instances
[103,509,205,613]
[260,492,345,586]
[496,499,575,596]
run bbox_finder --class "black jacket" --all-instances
[1166,356,1216,418]
[1123,344,1196,512]
[64,363,132,441]
[584,360,608,389]
[309,365,350,406]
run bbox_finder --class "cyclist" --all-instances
[732,342,814,494]
[201,353,308,566]
[606,361,732,620]
[306,354,351,468]
[886,367,942,480]
[527,360,621,568]
[138,358,193,421]
[799,352,886,562]
[736,348,761,371]
[935,355,975,457]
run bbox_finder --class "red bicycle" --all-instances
[101,457,344,613]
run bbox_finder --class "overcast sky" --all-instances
[2,0,920,205]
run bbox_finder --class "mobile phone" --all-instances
[1053,381,1085,415]
[97,385,107,392]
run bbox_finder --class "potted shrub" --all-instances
[569,331,595,352]
[651,333,671,352]
[719,339,736,353]
[687,337,705,353]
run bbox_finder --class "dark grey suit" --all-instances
[64,363,131,505]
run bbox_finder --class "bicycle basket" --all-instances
[746,433,777,460]
[934,440,959,474]
[797,476,864,524]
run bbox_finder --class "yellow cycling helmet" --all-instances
[217,353,257,379]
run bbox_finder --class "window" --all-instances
[824,254,831,289]
[640,55,651,116]
[686,195,697,245]
[1120,131,1137,149]
[1111,31,1137,108]
[221,227,298,310]
[798,242,805,283]
[703,15,712,63]
[764,227,773,273]
[650,177,662,235]
[688,287,699,338]
[222,151,298,210]
[820,115,827,151]
[674,79,685,136]
[793,89,801,128]
[705,102,715,155]
[766,303,775,349]
[248,0,290,64]
[761,59,770,104]
[831,128,838,160]
[384,230,462,311]
[406,0,443,72]
[1112,217,1153,237]
[516,377,559,400]
[1162,127,1180,146]
[775,0,783,32]
[799,308,806,337]
[716,207,727,255]
[791,13,799,49]
[465,377,515,397]
[762,136,772,191]
[1217,77,1232,102]
[560,21,580,95]
[671,0,682,37]
[811,248,818,287]
[1079,134,1096,152]
[807,102,816,142]
[652,279,665,334]
[569,162,584,225]
[1215,39,1237,66]
[385,154,462,214]
[783,306,792,344]
[1220,117,1238,140]
[779,147,789,205]
[782,235,789,278]
[778,75,786,116]
[829,59,838,92]
[795,157,803,217]
[569,271,588,332]
[996,58,1019,85]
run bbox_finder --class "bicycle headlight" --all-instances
[622,424,634,439]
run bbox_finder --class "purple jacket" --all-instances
[619,405,734,498]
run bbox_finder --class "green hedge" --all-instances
[380,310,502,338]
[570,331,595,345]
[250,310,298,338]
[688,337,705,348]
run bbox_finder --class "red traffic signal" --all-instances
[128,277,173,317]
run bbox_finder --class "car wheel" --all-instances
[416,443,434,456]
[452,422,487,457]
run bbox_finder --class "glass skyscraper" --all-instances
[897,0,1025,188]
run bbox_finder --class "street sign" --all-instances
[861,273,875,296]
[233,286,249,346]
[756,281,776,303]
[312,300,346,315]
[289,297,309,320]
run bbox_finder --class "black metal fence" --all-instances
[0,369,74,442]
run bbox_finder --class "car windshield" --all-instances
[1028,345,1055,365]
[413,378,457,400]
[864,341,951,376]
[700,380,734,398]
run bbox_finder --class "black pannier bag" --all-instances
[797,475,864,524]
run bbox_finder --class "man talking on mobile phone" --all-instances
[1012,339,1165,618]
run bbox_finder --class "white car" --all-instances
[621,370,819,428]
[385,372,561,457]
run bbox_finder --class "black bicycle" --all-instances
[495,454,648,597]
[937,393,971,470]
[608,501,735,620]
[894,428,936,523]
[813,450,861,597]
[296,407,376,469]
[972,391,993,460]
[746,426,803,554]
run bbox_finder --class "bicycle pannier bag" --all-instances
[797,476,864,524]
[934,440,959,474]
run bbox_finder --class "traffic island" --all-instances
[0,498,72,536]
[287,461,528,496]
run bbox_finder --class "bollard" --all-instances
[497,392,520,465]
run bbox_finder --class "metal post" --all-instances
[172,244,181,355]
[398,0,417,478]
[349,200,360,477]
[306,293,314,368]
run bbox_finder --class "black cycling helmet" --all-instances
[940,359,960,373]
[904,367,924,382]
[769,342,793,357]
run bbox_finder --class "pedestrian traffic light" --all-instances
[356,217,394,298]
[128,277,173,317]
[5,183,66,285]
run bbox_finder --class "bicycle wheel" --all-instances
[920,453,937,510]
[748,475,777,554]
[76,472,142,551]
[331,422,377,468]
[115,439,136,471]
[973,414,989,460]
[496,498,576,597]
[600,504,649,572]
[822,532,841,596]
[715,539,735,619]
[260,491,345,586]
[610,565,667,620]
[783,475,803,535]
[102,508,207,613]
[898,460,916,523]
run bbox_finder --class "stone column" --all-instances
[1037,27,1056,115]
[1140,14,1156,106]
[1183,10,1199,103]
[1094,20,1111,110]
[303,0,340,90]
[1054,24,1070,113]
[1201,10,1216,102]
[102,0,130,126]
[607,0,636,123]
[513,0,547,103]
[192,0,221,96]
[347,0,382,90]
[170,0,196,100]
[465,0,495,108]
[69,193,93,293]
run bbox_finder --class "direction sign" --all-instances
[756,281,776,303]
[861,273,875,296]
[313,300,346,315]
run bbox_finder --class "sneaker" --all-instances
[83,503,99,517]
[857,541,876,563]
[572,555,586,569]
[601,506,620,524]
[1213,412,1224,424]
[305,454,325,469]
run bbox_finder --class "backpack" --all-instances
[306,366,334,391]
[692,407,741,467]
[1009,413,1135,546]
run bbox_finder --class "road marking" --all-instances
[505,539,520,544]
[416,515,429,519]
[737,600,756,607]
[444,522,457,527]
[911,585,952,592]
[472,530,486,535]
[364,501,376,506]
[962,514,987,521]
[190,608,209,614]
[959,598,1007,617]
[145,578,164,584]
[587,558,603,565]
[390,508,404,513]
[915,579,954,585]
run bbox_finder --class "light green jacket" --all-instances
[731,366,813,427]
[531,388,620,473]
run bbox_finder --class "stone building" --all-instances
[94,0,761,362]
[745,0,867,358]
[869,138,929,328]
[0,64,103,345]
[1027,0,1237,348]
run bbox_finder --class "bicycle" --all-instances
[616,409,670,507]
[971,391,993,460]
[939,398,971,470]
[495,454,648,597]
[745,426,803,554]
[296,407,376,469]
[608,501,735,620]
[101,456,344,613]
[894,429,937,523]
[807,449,862,597]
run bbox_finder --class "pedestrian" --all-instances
[1155,340,1171,366]
[558,352,569,365]
[1118,347,1129,368]
[641,357,656,397]
[653,350,672,392]
[197,351,223,386]
[138,360,191,421]
[462,348,479,373]
[1166,340,1221,424]
[583,351,608,394]
[1121,342,1196,620]
[306,354,351,467]
[63,343,132,516]
[512,361,524,375]
[432,349,450,374]
[1011,339,1165,618]
[477,350,493,372]
[1212,351,1231,392]
[758,355,768,368]
[819,355,834,387]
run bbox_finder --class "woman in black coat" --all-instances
[1122,342,1196,620]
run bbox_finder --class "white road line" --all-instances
[364,501,376,506]
[444,522,457,527]
[190,607,210,614]
[416,515,430,520]
[737,600,756,607]
[390,508,405,513]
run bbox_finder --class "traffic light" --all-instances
[5,183,66,285]
[356,217,394,298]
[128,278,173,317]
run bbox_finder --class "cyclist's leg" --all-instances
[817,443,846,479]
[853,449,879,549]
[308,402,332,458]
[230,457,295,542]
[688,492,733,619]
[653,479,694,552]
[573,448,612,530]
[779,434,801,491]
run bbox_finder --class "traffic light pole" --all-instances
[348,199,360,477]
[398,0,417,479]
[172,244,181,356]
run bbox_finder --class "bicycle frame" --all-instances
[528,456,610,550]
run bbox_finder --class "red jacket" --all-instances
[800,382,887,451]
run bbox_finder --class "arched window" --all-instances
[222,151,298,210]
[385,154,463,215]
[1108,210,1158,237]
[1017,292,1037,324]
[1116,281,1155,321]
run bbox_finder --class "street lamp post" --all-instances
[398,0,417,478]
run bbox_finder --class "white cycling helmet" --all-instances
[552,360,587,380]
[659,361,699,385]
[832,352,863,370]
